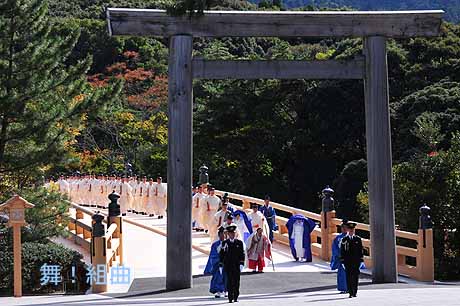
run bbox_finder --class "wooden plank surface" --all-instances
[107,9,443,38]
[192,58,365,79]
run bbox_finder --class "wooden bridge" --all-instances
[63,188,434,293]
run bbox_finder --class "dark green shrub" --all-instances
[0,239,89,295]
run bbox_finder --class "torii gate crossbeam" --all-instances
[106,8,443,290]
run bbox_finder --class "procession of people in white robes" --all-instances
[55,175,322,275]
[55,175,281,247]
[55,175,167,217]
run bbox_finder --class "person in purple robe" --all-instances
[286,214,316,262]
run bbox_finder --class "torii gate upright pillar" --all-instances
[364,36,398,283]
[166,35,193,290]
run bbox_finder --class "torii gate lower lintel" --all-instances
[106,9,443,290]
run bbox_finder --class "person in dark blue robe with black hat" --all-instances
[219,224,245,303]
[286,214,316,262]
[259,195,276,243]
[330,220,348,293]
[204,226,227,298]
[340,221,364,298]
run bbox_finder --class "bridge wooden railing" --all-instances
[215,190,434,282]
[67,202,123,293]
[67,204,92,251]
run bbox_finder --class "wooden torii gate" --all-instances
[106,9,443,290]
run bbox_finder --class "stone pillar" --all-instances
[363,36,397,283]
[166,34,193,290]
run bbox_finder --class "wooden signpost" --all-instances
[0,195,35,297]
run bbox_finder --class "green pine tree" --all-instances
[0,0,121,188]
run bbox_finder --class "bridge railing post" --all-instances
[242,199,251,210]
[417,205,434,282]
[321,210,335,261]
[417,228,434,281]
[76,208,84,220]
[321,186,335,261]
[91,212,107,293]
[75,208,84,236]
[108,191,123,265]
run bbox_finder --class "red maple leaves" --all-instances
[87,50,168,111]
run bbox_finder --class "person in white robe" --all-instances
[234,212,251,243]
[101,176,109,208]
[133,177,142,214]
[214,202,231,231]
[248,204,264,231]
[203,187,221,240]
[57,176,70,199]
[222,215,249,267]
[153,176,167,218]
[128,177,138,213]
[192,185,205,230]
[75,175,84,204]
[138,177,149,215]
[69,176,79,203]
[248,204,270,240]
[81,175,90,206]
[119,177,132,216]
[292,219,306,261]
[88,175,96,206]
[146,178,156,217]
[94,176,102,208]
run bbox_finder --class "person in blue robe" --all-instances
[285,214,316,262]
[204,227,226,297]
[259,195,277,243]
[233,210,253,242]
[330,221,348,293]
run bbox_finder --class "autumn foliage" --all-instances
[88,51,168,111]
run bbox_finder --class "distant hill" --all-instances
[251,0,460,22]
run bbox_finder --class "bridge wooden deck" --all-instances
[66,205,334,293]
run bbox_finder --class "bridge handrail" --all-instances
[330,216,419,240]
[70,202,96,217]
[66,202,123,293]
[106,223,118,238]
[215,190,321,220]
